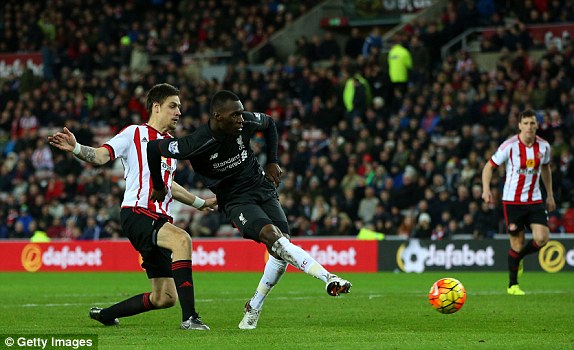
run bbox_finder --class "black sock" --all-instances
[519,239,542,258]
[172,260,197,321]
[100,292,156,321]
[508,249,521,287]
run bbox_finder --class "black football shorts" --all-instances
[120,207,173,278]
[503,202,548,235]
[223,179,289,242]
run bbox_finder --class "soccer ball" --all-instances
[428,277,466,314]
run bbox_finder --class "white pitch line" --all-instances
[3,290,568,308]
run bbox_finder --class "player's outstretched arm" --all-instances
[48,127,111,165]
[171,181,217,211]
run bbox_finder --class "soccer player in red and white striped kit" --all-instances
[482,108,556,295]
[48,83,216,330]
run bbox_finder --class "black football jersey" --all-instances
[150,111,277,205]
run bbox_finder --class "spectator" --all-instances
[345,27,364,59]
[387,33,412,111]
[79,216,104,240]
[317,32,341,61]
[562,208,574,233]
[397,215,415,238]
[357,187,379,225]
[362,27,383,59]
[409,35,430,88]
[414,213,433,239]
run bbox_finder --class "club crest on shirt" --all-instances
[168,141,179,154]
[537,152,543,159]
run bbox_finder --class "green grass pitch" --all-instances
[1,271,573,349]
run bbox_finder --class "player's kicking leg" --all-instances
[263,226,352,296]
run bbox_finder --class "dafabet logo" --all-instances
[20,244,103,272]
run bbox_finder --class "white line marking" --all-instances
[3,290,568,308]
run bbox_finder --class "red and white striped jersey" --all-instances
[490,134,551,204]
[103,124,176,218]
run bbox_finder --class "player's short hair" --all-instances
[210,90,240,115]
[519,108,537,122]
[146,83,180,114]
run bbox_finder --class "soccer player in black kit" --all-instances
[147,90,352,330]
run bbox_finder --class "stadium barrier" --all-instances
[1,237,572,273]
[382,237,574,273]
[0,238,378,273]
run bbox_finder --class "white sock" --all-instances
[249,255,287,310]
[271,237,330,283]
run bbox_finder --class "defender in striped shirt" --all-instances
[49,83,216,330]
[482,108,556,296]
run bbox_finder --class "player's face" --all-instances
[157,96,181,131]
[518,116,537,143]
[216,100,244,136]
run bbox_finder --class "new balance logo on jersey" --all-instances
[253,112,261,121]
[210,153,218,160]
[141,137,148,143]
[239,213,247,225]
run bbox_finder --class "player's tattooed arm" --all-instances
[76,145,97,163]
[48,127,111,166]
[73,145,111,165]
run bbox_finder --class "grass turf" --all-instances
[0,271,573,349]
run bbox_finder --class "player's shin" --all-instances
[519,239,543,258]
[100,292,157,320]
[172,260,197,321]
[508,249,521,287]
[271,237,330,282]
[250,255,287,309]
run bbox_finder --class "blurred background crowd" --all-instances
[1,0,574,241]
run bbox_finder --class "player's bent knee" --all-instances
[158,224,192,252]
[531,225,550,247]
[174,229,192,248]
[166,228,192,251]
[259,224,282,246]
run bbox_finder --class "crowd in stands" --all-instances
[1,0,574,241]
